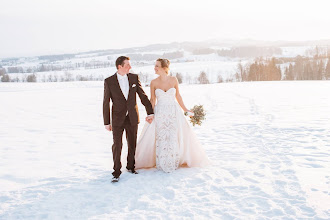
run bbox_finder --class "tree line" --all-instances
[282,55,330,80]
[235,55,330,82]
[3,61,114,74]
[0,71,105,82]
[2,51,330,83]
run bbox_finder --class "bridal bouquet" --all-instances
[184,105,206,126]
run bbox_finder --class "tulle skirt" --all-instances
[135,102,210,170]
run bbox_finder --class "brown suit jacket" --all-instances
[103,73,153,127]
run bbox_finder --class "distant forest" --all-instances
[235,54,330,82]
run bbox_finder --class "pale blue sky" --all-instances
[0,0,329,58]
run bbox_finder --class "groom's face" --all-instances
[119,60,131,74]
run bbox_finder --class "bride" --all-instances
[135,58,210,172]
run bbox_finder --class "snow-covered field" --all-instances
[0,81,329,219]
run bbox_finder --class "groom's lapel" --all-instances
[113,74,127,101]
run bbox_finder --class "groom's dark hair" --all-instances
[116,56,130,69]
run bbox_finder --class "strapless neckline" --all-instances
[155,87,176,93]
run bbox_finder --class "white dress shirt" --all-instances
[117,73,129,100]
[116,72,153,118]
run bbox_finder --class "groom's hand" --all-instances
[105,124,112,131]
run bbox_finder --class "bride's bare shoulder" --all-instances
[150,78,159,86]
[170,75,179,84]
[151,77,161,83]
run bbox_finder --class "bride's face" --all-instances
[154,61,165,75]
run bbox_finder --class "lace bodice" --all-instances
[155,88,176,105]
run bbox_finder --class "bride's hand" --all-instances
[185,110,194,117]
[146,115,154,124]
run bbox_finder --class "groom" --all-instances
[103,56,154,182]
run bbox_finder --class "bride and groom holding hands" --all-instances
[103,56,209,183]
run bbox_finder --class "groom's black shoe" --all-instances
[111,176,119,183]
[127,169,138,174]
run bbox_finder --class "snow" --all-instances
[4,60,241,83]
[0,81,329,219]
[276,46,311,58]
[132,60,240,82]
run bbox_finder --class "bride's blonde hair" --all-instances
[157,58,170,74]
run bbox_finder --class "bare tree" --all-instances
[325,59,330,80]
[185,74,192,84]
[53,74,58,82]
[64,71,73,81]
[175,72,183,84]
[76,75,88,81]
[11,76,20,82]
[217,74,224,83]
[48,74,54,82]
[236,62,246,81]
[284,63,294,80]
[97,75,104,81]
[317,59,324,80]
[1,74,10,82]
[42,74,47,82]
[197,71,209,84]
[0,68,6,77]
[27,74,37,82]
[226,74,234,83]
[138,72,149,84]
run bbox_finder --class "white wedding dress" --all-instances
[135,88,210,172]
